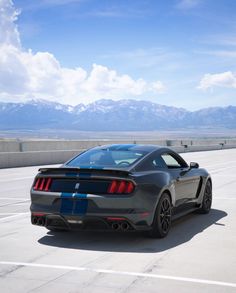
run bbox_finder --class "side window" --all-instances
[136,155,167,171]
[152,156,166,169]
[135,152,186,171]
[161,153,183,169]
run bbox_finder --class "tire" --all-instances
[149,192,172,238]
[198,180,212,214]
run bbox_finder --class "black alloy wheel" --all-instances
[198,180,212,214]
[149,192,172,238]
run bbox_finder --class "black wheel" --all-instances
[198,180,212,214]
[149,192,172,238]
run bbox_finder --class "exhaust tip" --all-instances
[37,217,45,226]
[111,222,120,230]
[32,217,38,225]
[37,218,43,226]
[120,222,129,231]
[41,218,45,226]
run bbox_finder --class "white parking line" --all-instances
[0,213,29,215]
[210,166,236,174]
[204,160,236,169]
[0,173,22,178]
[0,213,29,223]
[214,197,236,200]
[0,197,29,201]
[0,261,235,288]
[0,176,34,183]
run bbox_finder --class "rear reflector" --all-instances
[32,212,46,216]
[106,217,125,221]
[107,180,134,194]
[34,178,52,192]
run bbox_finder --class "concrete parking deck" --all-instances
[0,149,235,293]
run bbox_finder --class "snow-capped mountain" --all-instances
[0,99,235,131]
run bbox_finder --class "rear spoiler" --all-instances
[38,167,131,177]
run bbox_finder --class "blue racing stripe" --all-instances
[74,193,88,215]
[65,172,77,177]
[60,192,73,214]
[60,192,88,216]
[78,173,91,178]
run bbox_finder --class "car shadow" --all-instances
[38,209,227,253]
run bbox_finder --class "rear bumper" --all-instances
[31,213,152,231]
[30,189,157,229]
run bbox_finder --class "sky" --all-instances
[0,0,236,110]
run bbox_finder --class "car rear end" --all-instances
[30,167,155,232]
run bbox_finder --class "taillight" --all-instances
[107,180,118,193]
[107,180,135,194]
[33,178,52,191]
[44,178,52,191]
[125,182,134,193]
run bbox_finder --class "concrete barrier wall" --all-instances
[0,140,21,152]
[0,150,80,168]
[2,139,236,153]
[1,139,236,168]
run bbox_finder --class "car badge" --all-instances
[75,183,80,190]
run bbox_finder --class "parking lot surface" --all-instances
[0,149,236,292]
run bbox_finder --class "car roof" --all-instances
[94,144,163,153]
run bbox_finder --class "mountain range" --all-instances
[0,99,235,131]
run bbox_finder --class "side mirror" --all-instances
[190,162,199,169]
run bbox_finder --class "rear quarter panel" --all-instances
[131,170,175,215]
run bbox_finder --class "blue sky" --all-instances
[1,0,236,109]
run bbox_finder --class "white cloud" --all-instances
[151,81,166,94]
[42,0,80,5]
[0,0,21,47]
[176,0,200,10]
[22,0,82,10]
[0,0,166,105]
[195,50,236,58]
[198,35,236,47]
[198,71,236,90]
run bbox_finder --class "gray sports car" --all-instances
[30,144,212,238]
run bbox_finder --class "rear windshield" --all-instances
[66,148,147,168]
